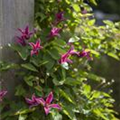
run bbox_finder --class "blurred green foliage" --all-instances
[0,0,120,120]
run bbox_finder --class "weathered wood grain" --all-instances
[0,0,34,98]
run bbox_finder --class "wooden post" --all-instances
[0,0,34,98]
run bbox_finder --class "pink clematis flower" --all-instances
[29,39,43,56]
[59,46,79,64]
[48,27,61,39]
[55,12,65,24]
[37,92,61,115]
[16,36,27,46]
[25,94,40,108]
[79,50,91,60]
[0,90,7,102]
[18,25,35,40]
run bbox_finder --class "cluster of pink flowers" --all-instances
[0,90,7,102]
[16,25,43,56]
[16,25,35,46]
[25,92,61,115]
[59,45,90,64]
[16,11,90,61]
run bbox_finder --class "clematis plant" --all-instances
[0,90,7,102]
[29,39,43,56]
[1,0,119,120]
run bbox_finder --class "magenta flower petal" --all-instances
[18,25,35,40]
[29,39,43,56]
[16,36,27,46]
[44,106,50,115]
[79,50,91,60]
[59,46,78,64]
[56,12,65,21]
[66,58,73,63]
[25,25,29,34]
[25,94,39,108]
[49,104,61,110]
[48,27,61,39]
[36,98,45,106]
[0,90,7,101]
[46,92,53,104]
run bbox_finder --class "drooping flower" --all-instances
[16,36,27,46]
[25,94,40,108]
[29,39,43,56]
[0,90,7,102]
[79,50,91,60]
[48,27,61,39]
[59,46,79,64]
[18,25,35,40]
[36,92,61,115]
[55,12,65,24]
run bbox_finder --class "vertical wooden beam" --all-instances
[0,0,34,98]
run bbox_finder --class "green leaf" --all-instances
[51,111,62,120]
[89,0,97,5]
[64,77,82,86]
[15,108,36,115]
[21,63,38,72]
[107,52,119,60]
[62,104,77,120]
[53,39,66,47]
[24,76,34,86]
[43,53,55,70]
[72,4,80,12]
[19,114,27,120]
[48,48,60,60]
[82,84,91,97]
[15,85,26,96]
[10,44,29,60]
[59,89,74,104]
[88,19,96,26]
[86,49,100,57]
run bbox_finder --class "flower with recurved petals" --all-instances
[79,50,91,60]
[36,92,61,115]
[59,46,79,64]
[29,39,43,56]
[16,36,27,46]
[25,94,40,108]
[18,25,35,40]
[48,27,61,39]
[0,90,7,102]
[55,12,65,24]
